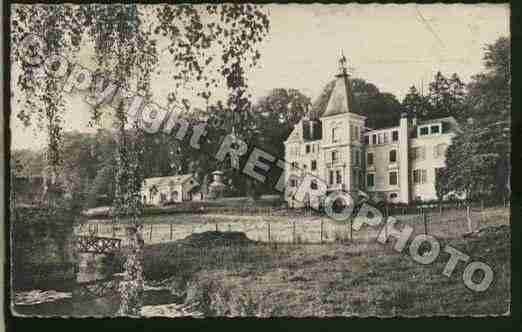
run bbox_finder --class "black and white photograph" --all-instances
[6,3,511,318]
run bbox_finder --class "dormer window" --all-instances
[419,126,429,136]
[430,125,440,134]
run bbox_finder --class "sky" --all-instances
[10,3,509,150]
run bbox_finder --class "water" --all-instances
[12,252,182,317]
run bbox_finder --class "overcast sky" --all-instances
[11,3,509,150]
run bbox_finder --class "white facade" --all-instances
[283,61,459,207]
[141,174,199,206]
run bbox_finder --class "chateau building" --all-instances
[284,56,459,207]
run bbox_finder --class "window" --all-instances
[290,179,298,187]
[356,150,360,165]
[332,127,340,142]
[441,122,450,134]
[392,130,399,142]
[291,162,299,169]
[413,169,427,184]
[311,160,317,170]
[353,170,358,187]
[434,143,447,158]
[389,149,397,163]
[420,126,429,136]
[383,132,389,144]
[430,125,440,134]
[389,171,398,185]
[372,134,377,145]
[329,171,334,185]
[350,124,354,141]
[306,145,311,154]
[359,171,364,189]
[421,169,427,183]
[378,133,383,144]
[390,193,398,199]
[332,150,339,162]
[410,147,425,160]
[367,173,375,187]
[310,180,318,190]
[413,169,421,184]
[336,170,342,184]
[364,136,369,145]
[367,152,374,166]
[355,126,359,141]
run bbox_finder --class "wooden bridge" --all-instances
[75,235,122,254]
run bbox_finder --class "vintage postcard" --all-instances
[7,3,510,318]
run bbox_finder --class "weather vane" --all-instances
[339,49,348,74]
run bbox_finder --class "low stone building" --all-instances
[141,174,199,205]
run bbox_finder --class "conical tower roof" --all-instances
[322,53,355,117]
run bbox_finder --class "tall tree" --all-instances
[402,85,430,118]
[11,4,270,315]
[441,37,510,201]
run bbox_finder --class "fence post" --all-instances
[481,199,485,225]
[170,222,173,240]
[321,218,323,243]
[350,217,353,242]
[292,220,296,244]
[466,205,473,233]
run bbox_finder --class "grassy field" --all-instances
[138,207,510,317]
[79,206,509,246]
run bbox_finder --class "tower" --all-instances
[320,52,366,193]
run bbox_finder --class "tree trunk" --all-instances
[118,224,144,316]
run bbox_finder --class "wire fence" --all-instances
[75,204,509,246]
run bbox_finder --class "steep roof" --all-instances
[143,174,196,188]
[322,73,355,117]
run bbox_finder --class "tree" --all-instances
[434,167,449,202]
[402,85,430,118]
[441,37,510,202]
[251,88,311,157]
[11,4,270,315]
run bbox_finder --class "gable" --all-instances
[286,121,303,143]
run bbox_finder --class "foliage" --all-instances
[11,3,270,315]
[441,37,510,201]
[402,72,466,121]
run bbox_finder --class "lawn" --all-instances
[79,206,509,246]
